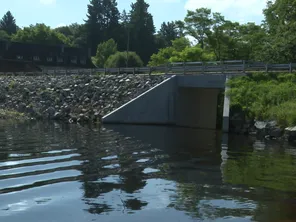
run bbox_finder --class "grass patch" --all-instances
[0,109,26,121]
[227,72,296,127]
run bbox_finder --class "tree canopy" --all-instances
[1,0,296,66]
[11,23,72,46]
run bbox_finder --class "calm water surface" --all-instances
[0,122,296,222]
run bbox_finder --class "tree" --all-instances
[157,22,179,47]
[183,8,212,49]
[105,51,143,68]
[11,23,72,46]
[55,23,88,48]
[260,0,296,62]
[84,0,121,55]
[128,0,156,64]
[148,37,214,66]
[85,0,103,55]
[0,30,11,41]
[0,11,17,35]
[93,38,118,67]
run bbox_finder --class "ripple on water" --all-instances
[0,122,296,222]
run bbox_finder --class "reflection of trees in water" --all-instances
[222,139,296,222]
[3,121,296,220]
[73,126,150,214]
[223,149,296,192]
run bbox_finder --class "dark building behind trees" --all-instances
[0,40,94,72]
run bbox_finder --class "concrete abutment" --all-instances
[102,74,232,132]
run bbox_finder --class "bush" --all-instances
[227,72,296,127]
[105,51,143,68]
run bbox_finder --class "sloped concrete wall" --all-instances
[102,75,177,124]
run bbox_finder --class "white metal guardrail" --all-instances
[0,60,296,76]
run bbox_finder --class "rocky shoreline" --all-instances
[229,110,296,142]
[0,74,167,123]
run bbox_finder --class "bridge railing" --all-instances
[0,60,296,76]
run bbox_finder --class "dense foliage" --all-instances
[105,51,143,68]
[1,0,295,66]
[227,72,296,127]
[11,24,72,46]
[0,0,295,67]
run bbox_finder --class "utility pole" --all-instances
[126,26,130,68]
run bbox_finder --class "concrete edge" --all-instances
[102,75,177,121]
[222,75,230,133]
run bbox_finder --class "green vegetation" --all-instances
[148,37,214,66]
[11,24,72,46]
[92,38,143,68]
[227,72,296,127]
[105,51,143,68]
[0,0,295,66]
[93,39,118,67]
[0,109,26,121]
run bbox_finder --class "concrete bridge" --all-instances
[101,60,296,132]
[102,74,238,132]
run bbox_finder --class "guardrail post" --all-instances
[202,62,205,73]
[289,63,292,73]
[242,60,245,73]
[183,62,186,75]
[118,68,120,75]
[165,63,168,74]
[221,61,224,74]
[133,68,135,75]
[265,63,268,72]
[149,67,152,76]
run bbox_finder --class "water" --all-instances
[0,122,296,222]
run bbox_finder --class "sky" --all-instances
[0,0,268,31]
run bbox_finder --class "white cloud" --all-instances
[40,0,56,5]
[184,0,267,24]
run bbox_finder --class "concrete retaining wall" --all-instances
[102,75,177,125]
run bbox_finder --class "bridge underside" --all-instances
[102,75,230,131]
[175,88,220,129]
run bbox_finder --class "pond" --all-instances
[0,122,296,222]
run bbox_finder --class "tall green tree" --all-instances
[157,21,179,47]
[102,0,121,41]
[261,0,296,62]
[85,0,121,55]
[128,0,156,64]
[0,11,17,35]
[85,0,104,55]
[183,8,212,49]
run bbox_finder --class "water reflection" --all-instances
[0,122,296,221]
